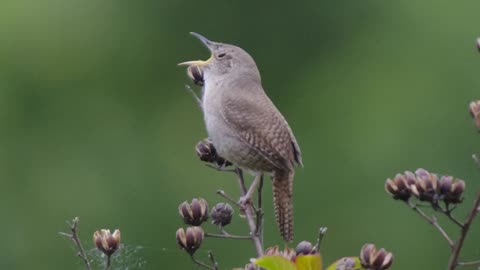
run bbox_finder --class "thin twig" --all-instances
[184,84,202,108]
[190,255,216,270]
[457,260,480,267]
[442,209,465,228]
[255,175,264,238]
[205,232,252,240]
[208,250,219,270]
[407,201,454,248]
[216,190,242,208]
[447,191,480,269]
[105,255,111,270]
[235,168,264,256]
[60,217,92,270]
[236,168,248,194]
[313,227,328,252]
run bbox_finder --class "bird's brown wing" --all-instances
[220,86,302,171]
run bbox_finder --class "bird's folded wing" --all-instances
[219,89,302,171]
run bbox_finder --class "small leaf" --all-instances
[295,254,322,270]
[253,255,296,270]
[326,257,364,270]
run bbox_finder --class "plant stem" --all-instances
[457,260,480,267]
[313,227,328,252]
[105,255,111,270]
[235,168,264,256]
[447,191,480,270]
[407,201,454,248]
[60,217,92,270]
[190,255,216,270]
[216,190,242,208]
[205,232,252,240]
[208,250,219,270]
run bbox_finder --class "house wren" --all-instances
[179,33,302,241]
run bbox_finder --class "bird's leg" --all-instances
[239,173,262,206]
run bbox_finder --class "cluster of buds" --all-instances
[186,65,204,86]
[360,243,393,270]
[469,100,480,130]
[176,226,204,255]
[210,202,234,227]
[178,198,209,226]
[93,229,121,256]
[196,139,232,168]
[385,168,465,204]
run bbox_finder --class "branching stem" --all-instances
[205,232,251,240]
[447,191,480,270]
[234,168,264,256]
[406,201,454,248]
[190,255,216,270]
[60,217,92,270]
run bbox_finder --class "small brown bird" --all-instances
[179,33,302,241]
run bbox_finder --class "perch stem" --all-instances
[235,168,264,256]
[447,191,480,270]
[61,217,92,270]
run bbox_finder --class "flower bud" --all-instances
[187,65,204,86]
[385,173,412,201]
[195,139,232,167]
[176,226,204,255]
[476,38,480,53]
[210,203,234,226]
[445,179,465,204]
[93,229,121,256]
[412,168,438,202]
[470,100,480,130]
[178,198,209,226]
[360,243,393,270]
[295,241,316,255]
[334,257,358,270]
[244,263,256,270]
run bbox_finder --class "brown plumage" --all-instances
[179,33,302,242]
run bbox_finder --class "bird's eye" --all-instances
[217,53,226,58]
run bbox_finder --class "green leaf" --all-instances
[253,255,297,270]
[326,257,364,270]
[295,254,322,270]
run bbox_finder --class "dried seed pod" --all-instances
[385,173,412,201]
[176,226,204,255]
[210,202,234,226]
[360,243,393,270]
[195,139,232,167]
[412,168,438,202]
[333,257,358,270]
[178,198,209,226]
[93,229,121,256]
[295,241,316,255]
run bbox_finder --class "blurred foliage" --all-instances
[0,0,480,269]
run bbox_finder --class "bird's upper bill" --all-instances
[178,32,217,67]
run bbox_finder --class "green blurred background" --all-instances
[1,0,480,269]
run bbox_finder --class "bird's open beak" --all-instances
[178,32,215,67]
